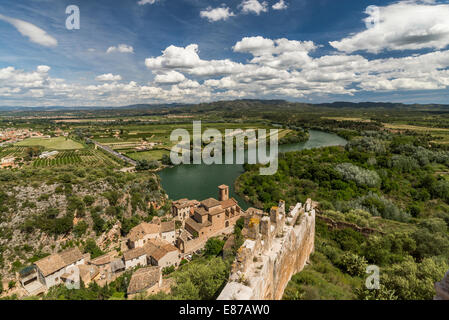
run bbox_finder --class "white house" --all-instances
[123,247,147,270]
[161,221,176,244]
[127,222,160,249]
[34,247,85,289]
[144,239,181,269]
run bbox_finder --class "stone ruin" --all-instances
[218,199,316,300]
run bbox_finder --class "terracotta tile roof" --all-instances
[123,247,146,261]
[89,253,112,266]
[195,207,209,216]
[173,199,191,209]
[127,266,161,295]
[144,239,178,262]
[128,222,160,242]
[35,247,83,277]
[161,221,175,233]
[220,198,238,209]
[185,217,211,233]
[218,184,228,189]
[208,206,225,216]
[201,198,221,209]
[59,247,84,266]
[35,255,65,277]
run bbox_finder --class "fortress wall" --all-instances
[217,201,316,300]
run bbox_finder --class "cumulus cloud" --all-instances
[200,7,235,22]
[240,0,268,15]
[6,27,449,106]
[145,44,246,76]
[330,1,449,53]
[234,36,317,69]
[272,0,288,10]
[0,14,57,47]
[106,44,134,54]
[95,73,122,81]
[154,70,186,84]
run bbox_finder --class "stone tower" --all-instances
[218,184,229,201]
[270,206,279,224]
[278,200,285,216]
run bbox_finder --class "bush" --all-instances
[338,252,368,277]
[335,163,381,188]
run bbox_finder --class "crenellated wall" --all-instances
[217,199,316,300]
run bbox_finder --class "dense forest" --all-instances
[238,127,449,300]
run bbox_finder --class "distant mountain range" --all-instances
[1,100,449,112]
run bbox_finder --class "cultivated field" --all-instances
[16,137,84,150]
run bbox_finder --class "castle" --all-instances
[172,185,244,254]
[218,199,316,300]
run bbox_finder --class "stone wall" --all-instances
[217,199,316,300]
[317,214,383,236]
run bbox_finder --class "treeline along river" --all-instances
[158,130,347,210]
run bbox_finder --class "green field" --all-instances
[16,137,84,150]
[126,149,169,161]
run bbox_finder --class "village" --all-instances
[9,184,251,299]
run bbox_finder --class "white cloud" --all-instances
[272,0,288,10]
[95,73,122,81]
[0,14,57,47]
[330,1,449,53]
[137,0,158,5]
[234,36,316,69]
[6,31,449,106]
[37,65,51,74]
[154,71,186,84]
[240,0,268,15]
[145,44,246,76]
[200,7,235,22]
[106,44,134,54]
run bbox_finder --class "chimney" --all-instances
[218,185,229,201]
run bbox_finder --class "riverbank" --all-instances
[158,130,347,208]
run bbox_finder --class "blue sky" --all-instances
[0,0,449,106]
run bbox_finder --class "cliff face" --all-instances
[218,200,316,300]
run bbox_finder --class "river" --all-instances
[158,130,347,210]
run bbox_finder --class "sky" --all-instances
[1,0,449,107]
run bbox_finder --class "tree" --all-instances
[172,257,228,300]
[84,239,104,259]
[204,238,225,257]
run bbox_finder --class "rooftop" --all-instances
[34,247,84,277]
[128,222,160,242]
[161,221,175,233]
[127,266,161,295]
[123,247,146,261]
[220,198,238,209]
[144,239,178,261]
[201,198,221,209]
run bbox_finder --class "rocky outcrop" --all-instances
[435,270,449,300]
[217,199,316,300]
